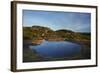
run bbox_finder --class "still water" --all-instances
[30,40,82,59]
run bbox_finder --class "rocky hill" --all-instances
[23,26,90,41]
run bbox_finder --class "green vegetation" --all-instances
[23,26,91,42]
[23,26,91,62]
[23,27,33,40]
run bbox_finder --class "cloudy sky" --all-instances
[23,10,91,32]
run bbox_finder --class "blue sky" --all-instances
[23,10,91,32]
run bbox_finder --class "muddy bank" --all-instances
[23,40,45,62]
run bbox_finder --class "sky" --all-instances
[23,10,91,32]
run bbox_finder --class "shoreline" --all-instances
[23,39,91,62]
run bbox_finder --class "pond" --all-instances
[29,40,82,59]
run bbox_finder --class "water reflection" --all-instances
[30,40,82,59]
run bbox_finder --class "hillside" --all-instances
[23,26,90,41]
